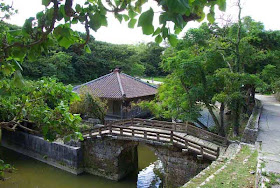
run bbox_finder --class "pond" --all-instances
[0,144,164,188]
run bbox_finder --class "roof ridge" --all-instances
[116,71,125,98]
[73,72,114,90]
[121,73,158,89]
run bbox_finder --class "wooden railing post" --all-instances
[132,129,135,136]
[200,146,204,155]
[98,128,102,136]
[90,129,93,137]
[173,123,176,131]
[185,139,188,148]
[216,147,220,159]
[144,130,147,139]
[157,133,160,141]
[170,130,173,143]
[120,127,123,135]
[109,125,112,135]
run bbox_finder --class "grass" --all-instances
[226,118,248,141]
[262,172,280,188]
[140,76,166,83]
[184,161,226,188]
[199,145,258,188]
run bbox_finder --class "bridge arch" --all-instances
[82,118,227,186]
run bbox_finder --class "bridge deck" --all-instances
[82,118,228,161]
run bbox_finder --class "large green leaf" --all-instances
[168,34,178,46]
[155,35,163,44]
[138,8,154,35]
[42,0,51,6]
[84,44,91,53]
[58,37,72,49]
[128,18,137,28]
[128,10,137,18]
[217,0,226,11]
[153,27,161,36]
[89,13,102,31]
[166,0,189,14]
[207,12,215,24]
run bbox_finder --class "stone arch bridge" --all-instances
[82,118,228,187]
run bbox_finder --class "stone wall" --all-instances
[83,137,138,180]
[242,99,262,144]
[1,129,83,174]
[150,145,211,187]
[1,130,212,186]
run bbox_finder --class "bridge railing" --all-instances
[107,118,227,146]
[83,125,220,160]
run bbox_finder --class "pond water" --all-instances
[0,144,164,188]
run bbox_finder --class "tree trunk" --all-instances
[252,86,256,101]
[219,102,226,137]
[233,100,240,136]
[233,0,242,136]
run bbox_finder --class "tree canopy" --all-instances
[142,16,280,136]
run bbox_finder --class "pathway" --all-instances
[256,94,280,175]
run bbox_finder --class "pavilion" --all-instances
[73,68,157,119]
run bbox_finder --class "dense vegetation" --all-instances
[0,0,228,180]
[0,78,82,141]
[22,39,165,84]
[70,87,108,124]
[141,16,280,136]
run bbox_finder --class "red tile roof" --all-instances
[73,69,157,100]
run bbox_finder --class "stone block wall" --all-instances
[242,99,262,144]
[1,129,83,174]
[83,137,138,180]
[150,145,211,187]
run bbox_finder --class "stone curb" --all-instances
[242,99,263,144]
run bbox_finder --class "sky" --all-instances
[3,0,280,44]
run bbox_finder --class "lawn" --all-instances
[184,145,258,188]
[200,145,257,188]
[140,76,166,83]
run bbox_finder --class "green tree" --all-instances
[0,78,82,141]
[0,0,226,78]
[23,52,75,83]
[142,25,228,135]
[70,87,108,124]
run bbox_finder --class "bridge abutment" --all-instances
[83,137,138,181]
[150,145,211,187]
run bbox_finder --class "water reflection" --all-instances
[0,144,164,188]
[137,160,164,188]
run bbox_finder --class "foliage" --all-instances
[0,78,82,141]
[142,23,227,133]
[0,159,13,180]
[143,15,279,136]
[20,39,165,83]
[0,0,226,80]
[70,87,107,124]
[23,51,75,83]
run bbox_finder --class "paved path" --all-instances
[256,94,280,174]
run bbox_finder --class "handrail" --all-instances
[83,124,220,160]
[109,118,228,146]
